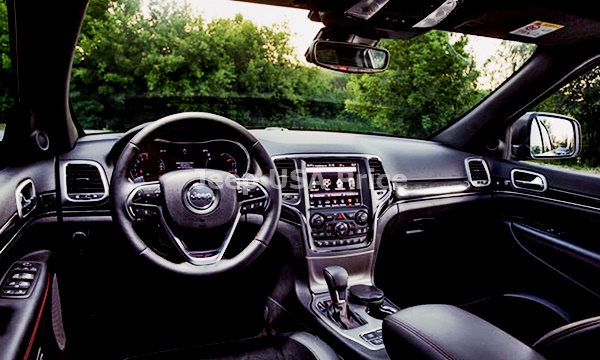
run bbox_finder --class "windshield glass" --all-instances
[70,0,535,138]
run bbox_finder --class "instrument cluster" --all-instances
[129,139,250,183]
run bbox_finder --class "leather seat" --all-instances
[532,315,600,359]
[382,304,600,360]
[124,331,340,360]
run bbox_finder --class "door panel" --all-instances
[510,221,600,298]
[375,161,600,345]
[0,251,51,360]
[0,160,58,359]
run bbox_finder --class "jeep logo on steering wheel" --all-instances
[186,182,216,211]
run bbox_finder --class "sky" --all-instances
[188,0,323,59]
[189,0,504,67]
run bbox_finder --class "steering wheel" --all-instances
[110,112,281,275]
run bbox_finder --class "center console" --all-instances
[304,159,374,251]
[274,154,395,358]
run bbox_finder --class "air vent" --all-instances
[274,158,300,204]
[465,158,491,187]
[368,157,390,199]
[64,161,108,202]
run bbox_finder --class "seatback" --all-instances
[532,316,600,360]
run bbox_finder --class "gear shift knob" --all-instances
[322,265,367,330]
[323,265,348,305]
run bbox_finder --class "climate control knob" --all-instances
[334,222,349,237]
[310,213,326,228]
[355,210,369,225]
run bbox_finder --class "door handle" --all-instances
[510,169,547,192]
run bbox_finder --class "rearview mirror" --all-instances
[306,40,389,74]
[509,112,582,160]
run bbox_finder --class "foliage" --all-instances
[0,1,13,117]
[480,41,536,90]
[482,40,600,168]
[71,0,347,131]
[535,66,600,167]
[344,32,482,138]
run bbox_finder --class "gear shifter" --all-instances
[323,265,366,329]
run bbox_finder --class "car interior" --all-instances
[2,0,600,359]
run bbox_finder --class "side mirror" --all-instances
[509,112,582,160]
[306,40,389,74]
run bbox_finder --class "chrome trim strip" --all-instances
[161,210,242,266]
[395,181,470,199]
[494,190,600,212]
[0,214,58,258]
[0,213,18,238]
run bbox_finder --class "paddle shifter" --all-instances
[323,265,366,329]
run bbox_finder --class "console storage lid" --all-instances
[382,304,546,360]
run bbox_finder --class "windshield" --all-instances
[70,0,535,138]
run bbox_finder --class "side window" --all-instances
[0,0,12,142]
[530,64,600,175]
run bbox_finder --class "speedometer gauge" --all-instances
[130,152,163,182]
[208,152,238,174]
[130,152,150,182]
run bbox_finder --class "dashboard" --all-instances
[128,139,250,183]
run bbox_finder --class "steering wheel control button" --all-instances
[237,182,265,200]
[186,182,217,211]
[241,200,265,214]
[132,207,159,219]
[131,185,162,205]
[237,180,268,214]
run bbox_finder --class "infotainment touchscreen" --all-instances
[305,161,361,208]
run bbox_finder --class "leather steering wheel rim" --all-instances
[110,112,281,276]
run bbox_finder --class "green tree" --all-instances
[0,0,13,118]
[536,67,600,167]
[71,0,345,131]
[480,41,536,90]
[345,31,481,137]
[482,40,600,169]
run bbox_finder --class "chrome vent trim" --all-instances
[274,158,300,204]
[62,160,109,202]
[368,157,390,200]
[465,158,490,187]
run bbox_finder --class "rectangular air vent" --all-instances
[368,157,390,199]
[64,161,108,202]
[274,158,300,204]
[465,158,490,187]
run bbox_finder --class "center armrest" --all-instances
[382,304,546,360]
